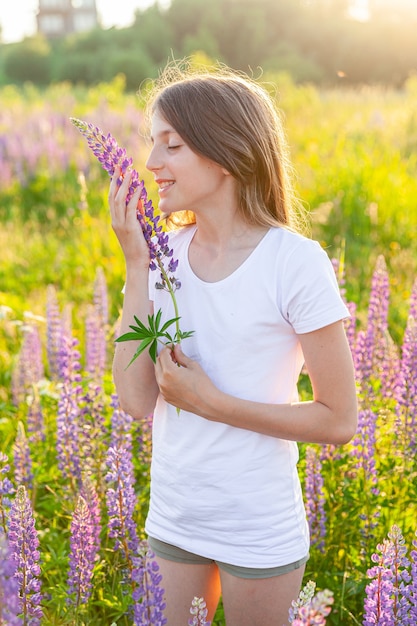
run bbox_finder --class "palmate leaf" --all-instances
[126,337,156,367]
[115,310,190,367]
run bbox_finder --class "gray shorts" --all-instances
[148,536,309,580]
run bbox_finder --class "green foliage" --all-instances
[3,36,52,84]
[1,0,417,88]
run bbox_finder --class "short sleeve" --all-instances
[280,239,350,334]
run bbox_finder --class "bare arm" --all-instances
[155,320,358,445]
[110,167,159,418]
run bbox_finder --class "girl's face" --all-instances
[145,110,231,217]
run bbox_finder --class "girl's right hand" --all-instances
[108,165,150,266]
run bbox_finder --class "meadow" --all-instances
[0,73,416,624]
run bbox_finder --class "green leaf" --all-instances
[160,316,181,333]
[116,332,144,343]
[125,337,154,368]
[149,339,158,363]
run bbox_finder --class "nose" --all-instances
[145,145,162,172]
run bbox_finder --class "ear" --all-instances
[221,167,231,176]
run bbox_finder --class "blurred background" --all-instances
[0,0,416,89]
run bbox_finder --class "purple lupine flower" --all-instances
[410,530,417,623]
[137,412,153,473]
[27,394,45,443]
[395,314,417,458]
[93,266,109,328]
[387,525,412,625]
[0,452,15,534]
[79,478,101,556]
[11,324,44,406]
[70,117,180,287]
[132,541,167,625]
[77,382,106,479]
[110,393,133,453]
[56,334,83,485]
[188,597,211,626]
[13,421,34,492]
[8,485,43,625]
[305,446,326,553]
[352,408,379,497]
[105,445,140,561]
[85,304,107,381]
[408,278,417,320]
[46,284,63,380]
[357,255,399,397]
[363,525,411,626]
[67,495,97,607]
[0,531,21,626]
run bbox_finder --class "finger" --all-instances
[172,344,191,368]
[109,165,122,197]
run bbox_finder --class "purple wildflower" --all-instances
[70,117,180,287]
[0,452,15,533]
[132,541,167,625]
[56,334,83,485]
[11,324,44,406]
[93,266,109,327]
[67,495,97,607]
[85,304,107,381]
[79,478,101,556]
[26,394,45,443]
[77,382,106,479]
[188,597,211,626]
[363,525,411,626]
[13,421,34,492]
[395,314,417,458]
[408,278,417,320]
[86,268,109,381]
[410,531,417,623]
[8,485,43,625]
[138,412,153,473]
[352,408,379,496]
[357,255,399,397]
[46,284,63,380]
[110,393,133,453]
[105,445,140,562]
[305,446,326,553]
[0,531,21,626]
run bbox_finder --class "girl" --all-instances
[109,66,357,626]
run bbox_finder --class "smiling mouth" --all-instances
[158,181,175,193]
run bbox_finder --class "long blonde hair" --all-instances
[144,63,303,232]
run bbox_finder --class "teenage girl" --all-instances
[109,66,357,626]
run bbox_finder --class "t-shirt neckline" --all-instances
[184,225,274,286]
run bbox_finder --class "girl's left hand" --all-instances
[155,344,217,414]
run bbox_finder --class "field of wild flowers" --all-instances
[0,74,417,625]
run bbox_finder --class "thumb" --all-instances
[172,343,193,367]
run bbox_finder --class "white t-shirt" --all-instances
[144,225,349,568]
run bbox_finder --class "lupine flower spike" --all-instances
[8,485,43,625]
[0,532,21,626]
[67,495,97,608]
[70,117,193,366]
[288,581,334,625]
[188,597,211,626]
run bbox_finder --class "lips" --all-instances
[156,180,175,193]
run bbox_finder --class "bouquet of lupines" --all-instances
[70,118,193,365]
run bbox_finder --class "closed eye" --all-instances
[168,145,182,150]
